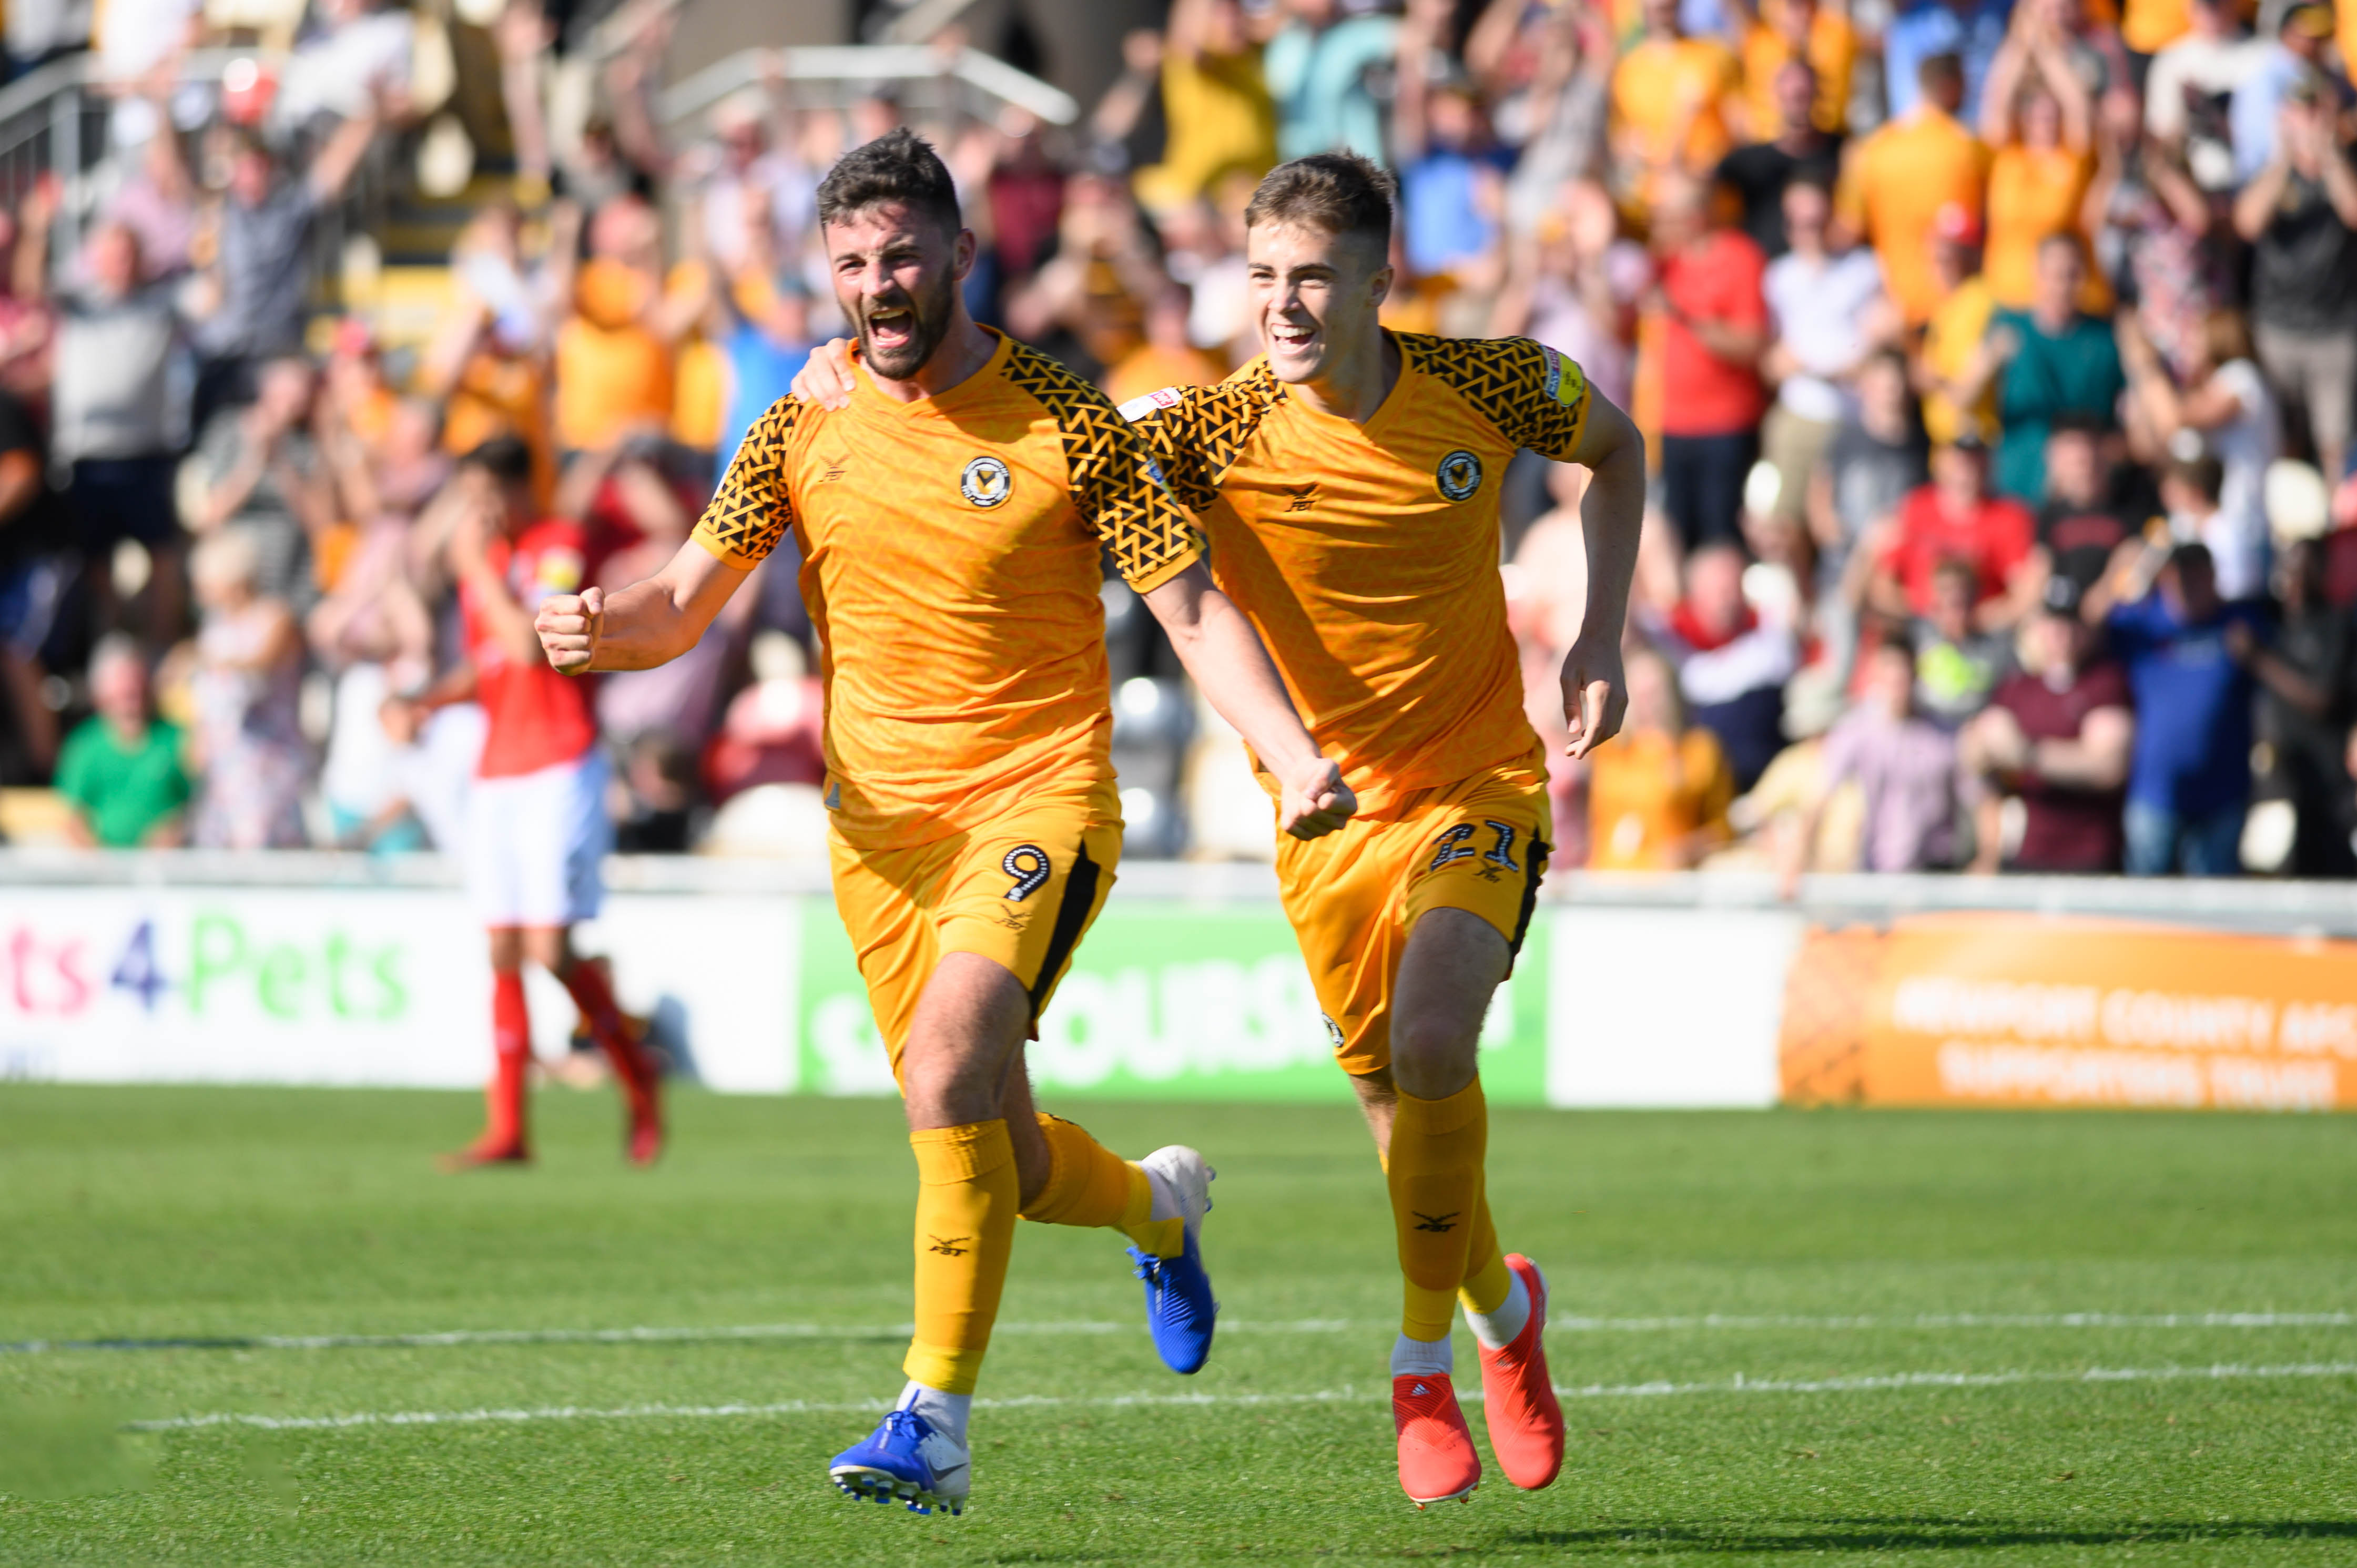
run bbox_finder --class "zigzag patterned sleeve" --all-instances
[1005,346,1205,592]
[1420,336,1592,462]
[1078,409,1208,593]
[1114,370,1279,513]
[689,397,802,568]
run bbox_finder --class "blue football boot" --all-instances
[1126,1145,1218,1374]
[828,1406,971,1516]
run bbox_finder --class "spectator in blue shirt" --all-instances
[2090,539,2264,876]
[2227,3,2346,185]
[1392,16,1511,283]
[1265,0,1400,162]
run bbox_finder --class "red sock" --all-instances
[560,959,658,1122]
[488,969,531,1150]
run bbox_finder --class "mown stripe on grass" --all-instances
[15,1310,2353,1357]
[126,1360,2357,1432]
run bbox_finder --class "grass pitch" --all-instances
[2,1084,2353,1565]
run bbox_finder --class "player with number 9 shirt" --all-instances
[530,130,1353,1518]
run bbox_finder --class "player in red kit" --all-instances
[395,437,664,1167]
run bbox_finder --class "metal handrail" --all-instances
[655,44,1078,130]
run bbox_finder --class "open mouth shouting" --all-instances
[1267,319,1319,363]
[863,300,920,361]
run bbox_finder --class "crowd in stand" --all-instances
[3,0,2356,878]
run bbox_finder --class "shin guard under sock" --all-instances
[1387,1079,1489,1342]
[903,1121,1019,1396]
[1019,1113,1183,1257]
[1459,1198,1511,1316]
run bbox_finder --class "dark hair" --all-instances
[460,434,535,487]
[815,128,962,236]
[1918,51,1964,91]
[2165,453,2224,503]
[1931,555,1981,592]
[1868,629,1918,670]
[2166,540,2215,576]
[2046,412,2106,440]
[1245,152,1396,251]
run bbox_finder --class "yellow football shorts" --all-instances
[1276,762,1553,1080]
[828,783,1123,1081]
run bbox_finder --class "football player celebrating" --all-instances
[394,436,666,1169]
[796,150,1648,1508]
[533,130,1352,1517]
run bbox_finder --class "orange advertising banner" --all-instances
[1779,913,2357,1111]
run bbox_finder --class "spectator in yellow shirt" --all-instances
[1736,0,1858,136]
[1916,202,2003,445]
[1980,19,2107,311]
[1586,649,1738,870]
[1131,0,1279,216]
[1611,0,1745,201]
[553,194,712,456]
[1836,52,1992,325]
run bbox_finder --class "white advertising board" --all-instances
[0,889,799,1094]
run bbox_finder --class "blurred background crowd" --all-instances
[2,0,2356,878]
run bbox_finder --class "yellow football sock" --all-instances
[902,1120,1019,1397]
[1458,1197,1512,1317]
[1388,1078,1488,1342]
[1021,1113,1181,1257]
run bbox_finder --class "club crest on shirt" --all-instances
[960,455,1013,508]
[1436,449,1483,502]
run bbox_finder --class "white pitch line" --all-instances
[11,1310,2352,1357]
[127,1361,2357,1433]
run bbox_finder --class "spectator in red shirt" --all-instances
[390,437,664,1170]
[1870,432,2038,629]
[1962,573,2135,872]
[1648,173,1770,551]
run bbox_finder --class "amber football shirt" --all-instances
[691,329,1205,848]
[1122,332,1590,814]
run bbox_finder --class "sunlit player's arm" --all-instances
[1143,562,1355,840]
[1559,389,1645,760]
[534,542,749,674]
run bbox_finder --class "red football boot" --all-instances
[626,1103,665,1167]
[1477,1254,1564,1490]
[438,1135,530,1172]
[1393,1373,1481,1506]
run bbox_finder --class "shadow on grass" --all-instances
[1502,1518,2357,1554]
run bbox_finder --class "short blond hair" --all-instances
[1244,152,1396,251]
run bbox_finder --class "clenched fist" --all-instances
[536,586,603,674]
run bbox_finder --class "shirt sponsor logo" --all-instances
[960,455,1014,508]
[1436,449,1484,502]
